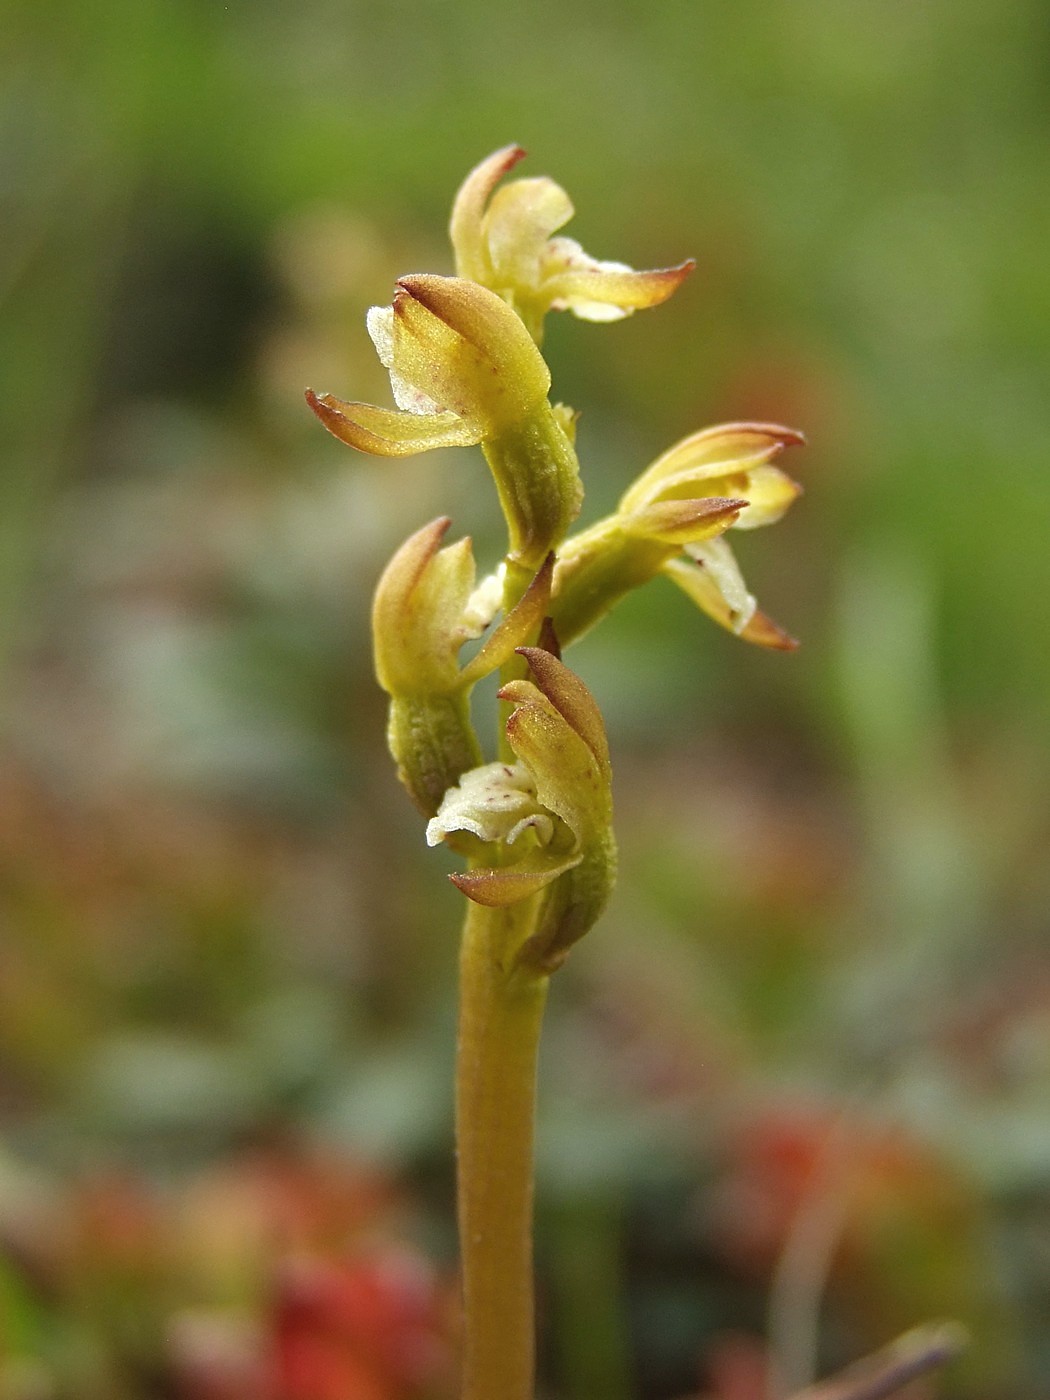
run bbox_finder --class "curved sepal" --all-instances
[444,145,693,339]
[621,422,804,513]
[542,241,695,322]
[498,679,610,841]
[450,850,582,908]
[623,496,748,546]
[458,554,553,686]
[662,554,798,650]
[393,275,551,434]
[372,518,479,696]
[305,391,483,457]
[511,647,610,780]
[450,144,527,283]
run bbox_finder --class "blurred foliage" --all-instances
[1,0,1049,1397]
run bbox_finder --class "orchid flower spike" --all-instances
[450,145,695,342]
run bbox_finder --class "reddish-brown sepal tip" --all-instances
[745,612,800,651]
[305,389,350,439]
[725,422,807,450]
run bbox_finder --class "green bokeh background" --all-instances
[2,2,1048,1397]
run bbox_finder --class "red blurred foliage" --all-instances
[270,1250,454,1400]
[708,1103,974,1279]
[173,1248,456,1400]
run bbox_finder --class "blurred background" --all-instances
[2,1,1049,1396]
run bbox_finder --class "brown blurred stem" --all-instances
[794,1322,968,1400]
[456,894,549,1400]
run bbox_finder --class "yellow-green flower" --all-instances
[372,517,553,815]
[552,422,804,648]
[306,273,581,569]
[306,273,552,454]
[450,145,695,340]
[427,647,615,972]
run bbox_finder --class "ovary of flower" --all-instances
[450,146,694,337]
[426,763,556,850]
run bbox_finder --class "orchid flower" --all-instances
[306,273,581,569]
[372,517,552,814]
[427,647,615,973]
[450,145,695,341]
[552,422,804,648]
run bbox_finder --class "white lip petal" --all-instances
[685,536,757,634]
[426,761,555,849]
[460,564,507,639]
[366,304,395,366]
[366,302,446,415]
[553,297,632,322]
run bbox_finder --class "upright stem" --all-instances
[456,895,549,1400]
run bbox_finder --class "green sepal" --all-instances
[515,828,617,973]
[459,553,553,687]
[498,650,616,970]
[373,517,477,697]
[450,848,582,907]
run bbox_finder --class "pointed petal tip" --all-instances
[512,645,611,775]
[498,142,528,167]
[744,611,800,651]
[305,387,331,417]
[724,422,806,450]
[626,495,751,544]
[305,387,352,437]
[537,616,562,660]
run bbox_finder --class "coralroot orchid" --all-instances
[307,147,802,1400]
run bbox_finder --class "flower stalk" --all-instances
[455,896,549,1400]
[306,146,803,1397]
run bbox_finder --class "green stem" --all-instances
[456,894,549,1400]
